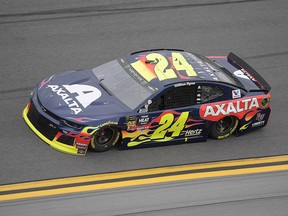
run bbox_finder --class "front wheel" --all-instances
[89,127,120,152]
[209,116,238,139]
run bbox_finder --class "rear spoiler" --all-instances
[131,48,184,55]
[228,52,271,92]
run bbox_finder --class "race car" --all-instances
[23,49,271,155]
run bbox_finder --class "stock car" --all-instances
[23,49,271,155]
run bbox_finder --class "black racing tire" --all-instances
[89,127,120,152]
[209,116,239,139]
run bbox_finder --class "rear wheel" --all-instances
[89,127,120,152]
[209,116,238,139]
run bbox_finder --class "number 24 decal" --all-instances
[151,112,189,140]
[131,52,197,82]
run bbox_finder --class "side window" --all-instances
[147,96,163,112]
[148,85,197,111]
[200,86,224,103]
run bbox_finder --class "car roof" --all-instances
[123,49,224,91]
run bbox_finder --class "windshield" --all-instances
[92,59,155,110]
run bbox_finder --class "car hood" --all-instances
[37,69,129,118]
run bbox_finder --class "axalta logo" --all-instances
[47,84,102,114]
[200,97,260,120]
[203,98,259,117]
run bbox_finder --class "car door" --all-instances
[121,83,210,148]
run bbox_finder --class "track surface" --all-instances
[1,172,288,216]
[1,0,288,186]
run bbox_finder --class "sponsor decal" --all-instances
[127,121,136,131]
[138,115,150,125]
[185,129,202,137]
[233,69,256,81]
[77,149,86,154]
[126,117,137,131]
[137,126,149,132]
[47,84,101,114]
[63,84,101,108]
[126,116,136,122]
[200,96,265,121]
[75,142,87,147]
[99,121,118,128]
[256,113,265,122]
[203,98,259,117]
[252,113,265,128]
[232,89,241,99]
[75,142,88,150]
[261,97,270,108]
[252,121,265,127]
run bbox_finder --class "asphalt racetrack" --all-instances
[1,0,288,215]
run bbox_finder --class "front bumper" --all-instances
[23,102,89,155]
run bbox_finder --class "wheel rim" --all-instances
[94,128,114,146]
[215,116,233,133]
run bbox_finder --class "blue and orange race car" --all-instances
[23,49,271,155]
